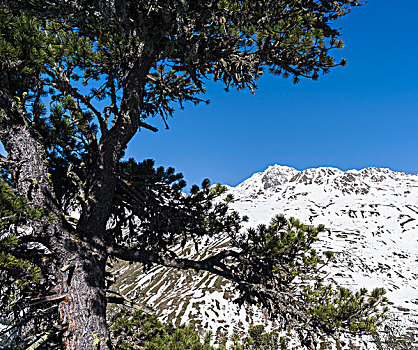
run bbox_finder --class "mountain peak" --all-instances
[114,164,418,347]
[226,164,418,342]
[235,164,298,193]
[234,165,417,195]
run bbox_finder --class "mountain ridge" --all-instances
[111,165,418,348]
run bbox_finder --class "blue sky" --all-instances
[2,1,417,188]
[126,0,418,187]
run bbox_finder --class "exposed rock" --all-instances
[111,165,418,349]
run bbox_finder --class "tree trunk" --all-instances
[58,249,109,349]
[0,99,111,349]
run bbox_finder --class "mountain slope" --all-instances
[111,165,418,348]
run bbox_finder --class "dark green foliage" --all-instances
[1,1,363,128]
[110,308,217,350]
[0,178,59,349]
[0,174,42,227]
[110,308,170,348]
[0,178,42,300]
[235,216,326,288]
[144,325,216,350]
[110,158,243,252]
[229,325,288,350]
[0,9,48,97]
[225,216,388,346]
[110,308,290,350]
[0,1,390,348]
[303,284,388,334]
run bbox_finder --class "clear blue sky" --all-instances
[2,1,417,188]
[126,0,418,187]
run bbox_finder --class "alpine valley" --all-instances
[110,165,418,349]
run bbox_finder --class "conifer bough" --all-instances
[0,1,387,349]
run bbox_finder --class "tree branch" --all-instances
[139,121,158,133]
[75,53,154,250]
[46,65,107,137]
[107,243,309,328]
[108,244,239,280]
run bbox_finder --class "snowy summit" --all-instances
[113,165,418,347]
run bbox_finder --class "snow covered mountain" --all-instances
[111,165,418,348]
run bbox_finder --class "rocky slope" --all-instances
[110,166,418,348]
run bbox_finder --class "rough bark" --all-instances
[0,42,153,345]
[75,53,151,251]
[108,244,240,280]
[0,20,155,342]
[0,94,110,349]
[58,250,109,349]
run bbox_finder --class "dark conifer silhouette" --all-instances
[0,2,387,349]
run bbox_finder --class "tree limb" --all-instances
[108,244,239,280]
[139,121,158,133]
[46,66,106,138]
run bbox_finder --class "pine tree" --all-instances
[0,176,62,348]
[0,1,387,349]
